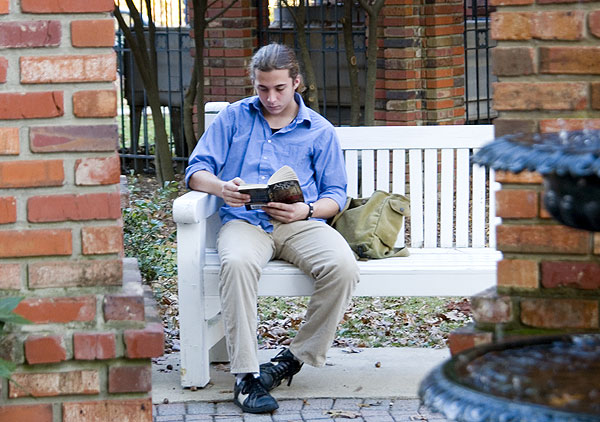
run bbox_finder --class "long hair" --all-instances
[248,43,303,90]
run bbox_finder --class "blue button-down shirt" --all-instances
[185,93,348,232]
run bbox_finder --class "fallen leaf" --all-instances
[325,410,361,418]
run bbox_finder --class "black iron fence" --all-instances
[115,0,494,174]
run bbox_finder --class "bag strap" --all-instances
[388,247,409,258]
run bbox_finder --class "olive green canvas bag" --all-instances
[331,190,410,260]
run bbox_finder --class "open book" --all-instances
[238,165,305,210]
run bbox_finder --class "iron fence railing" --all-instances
[115,0,494,174]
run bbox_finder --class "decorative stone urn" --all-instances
[471,129,600,232]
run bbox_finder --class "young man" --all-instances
[185,43,359,413]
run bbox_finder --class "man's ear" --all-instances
[292,76,301,91]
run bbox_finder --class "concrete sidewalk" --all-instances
[152,347,451,421]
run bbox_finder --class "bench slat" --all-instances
[440,149,454,248]
[362,150,375,197]
[202,249,500,299]
[409,150,424,248]
[345,150,359,198]
[472,158,487,248]
[424,149,438,248]
[377,149,389,191]
[455,149,470,247]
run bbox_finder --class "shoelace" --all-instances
[243,376,269,396]
[265,356,302,386]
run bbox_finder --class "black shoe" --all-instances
[259,348,304,391]
[233,374,279,414]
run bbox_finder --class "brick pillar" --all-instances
[201,0,256,103]
[378,0,465,126]
[0,1,162,420]
[449,0,600,355]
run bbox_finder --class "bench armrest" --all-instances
[173,191,222,224]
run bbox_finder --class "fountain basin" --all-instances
[419,334,600,422]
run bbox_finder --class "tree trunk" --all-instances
[358,0,384,126]
[342,0,361,126]
[284,0,320,113]
[115,1,175,183]
[184,65,198,153]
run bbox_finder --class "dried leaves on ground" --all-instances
[124,175,473,354]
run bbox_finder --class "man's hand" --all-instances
[222,177,250,208]
[262,202,310,223]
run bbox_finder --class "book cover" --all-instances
[238,166,305,210]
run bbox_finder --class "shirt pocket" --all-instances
[279,143,312,170]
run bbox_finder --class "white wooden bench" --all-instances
[173,114,502,388]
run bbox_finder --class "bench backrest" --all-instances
[204,103,498,250]
[335,125,498,249]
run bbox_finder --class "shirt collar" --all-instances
[250,93,312,128]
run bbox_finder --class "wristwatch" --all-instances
[305,202,314,220]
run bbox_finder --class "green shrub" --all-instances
[0,297,30,378]
[122,178,179,282]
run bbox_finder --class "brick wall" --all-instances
[378,0,466,125]
[201,0,466,126]
[449,0,600,355]
[0,1,162,420]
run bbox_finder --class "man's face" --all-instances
[254,69,300,116]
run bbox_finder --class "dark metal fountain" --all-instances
[418,130,600,422]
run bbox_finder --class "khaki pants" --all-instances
[216,219,359,374]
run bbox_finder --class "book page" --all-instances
[268,165,298,185]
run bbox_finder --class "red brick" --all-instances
[0,56,7,82]
[0,404,53,422]
[124,323,165,358]
[0,21,61,48]
[9,370,99,398]
[0,263,20,289]
[497,259,539,289]
[81,226,123,255]
[0,229,71,258]
[0,127,19,155]
[75,154,120,186]
[595,232,600,255]
[29,259,122,288]
[62,399,152,422]
[491,12,532,40]
[73,332,116,360]
[540,119,600,132]
[21,0,114,13]
[532,11,584,40]
[24,335,67,364]
[495,189,538,218]
[521,298,599,329]
[447,328,493,355]
[0,92,63,119]
[492,47,535,76]
[73,89,117,117]
[591,11,600,38]
[540,47,600,74]
[494,119,538,137]
[28,192,121,223]
[496,224,590,254]
[0,159,63,188]
[592,83,600,110]
[0,0,8,14]
[493,82,588,111]
[490,0,532,4]
[20,54,116,83]
[108,366,152,393]
[541,261,600,290]
[0,196,16,224]
[71,19,114,47]
[15,296,96,324]
[104,295,144,321]
[471,290,514,324]
[494,170,543,184]
[30,124,118,152]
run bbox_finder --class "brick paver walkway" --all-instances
[153,398,449,422]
